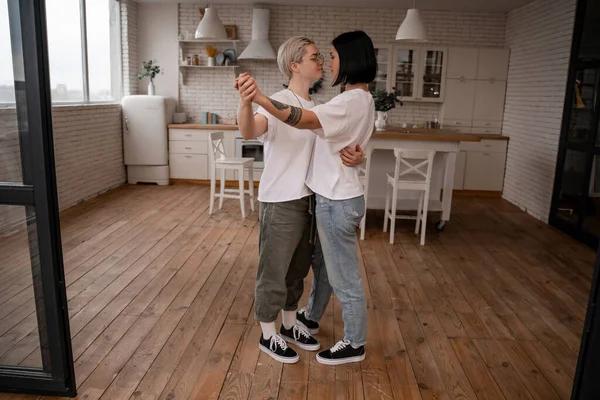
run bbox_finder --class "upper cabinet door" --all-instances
[369,45,392,93]
[446,47,478,80]
[393,45,419,101]
[443,79,476,120]
[419,47,447,102]
[473,80,507,121]
[477,48,510,81]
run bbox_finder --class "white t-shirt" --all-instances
[306,89,375,200]
[255,89,316,203]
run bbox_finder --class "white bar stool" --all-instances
[383,149,435,245]
[208,131,255,218]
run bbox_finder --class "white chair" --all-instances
[208,131,255,218]
[383,149,435,245]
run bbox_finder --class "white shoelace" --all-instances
[269,334,288,352]
[298,307,307,315]
[330,340,351,353]
[292,324,311,341]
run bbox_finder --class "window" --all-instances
[0,1,15,103]
[0,0,121,105]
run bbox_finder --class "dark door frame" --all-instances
[0,0,76,395]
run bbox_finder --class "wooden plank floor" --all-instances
[0,183,594,400]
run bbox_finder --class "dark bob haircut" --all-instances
[331,30,377,87]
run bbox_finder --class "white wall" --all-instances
[0,105,125,233]
[137,3,179,102]
[502,0,576,222]
[137,4,506,123]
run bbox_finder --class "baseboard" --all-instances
[170,179,260,189]
[452,190,502,197]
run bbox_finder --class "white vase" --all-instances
[375,111,388,131]
[207,57,215,67]
[148,81,155,96]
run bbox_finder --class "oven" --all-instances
[235,135,264,169]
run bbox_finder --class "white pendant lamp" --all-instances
[396,0,427,42]
[195,7,227,39]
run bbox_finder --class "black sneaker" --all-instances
[259,334,299,364]
[316,340,365,365]
[297,307,319,334]
[280,324,320,351]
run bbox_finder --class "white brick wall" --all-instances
[121,0,139,96]
[502,0,576,222]
[177,4,506,125]
[0,105,125,233]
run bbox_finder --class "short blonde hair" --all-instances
[277,36,314,80]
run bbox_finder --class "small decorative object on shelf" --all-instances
[283,77,324,95]
[205,45,217,67]
[371,89,402,131]
[224,24,237,40]
[192,54,199,66]
[138,59,161,96]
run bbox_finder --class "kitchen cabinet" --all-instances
[442,79,476,121]
[168,128,238,181]
[446,47,479,79]
[374,44,447,103]
[458,140,508,192]
[476,48,510,81]
[472,80,507,121]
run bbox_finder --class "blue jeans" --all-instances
[305,194,367,346]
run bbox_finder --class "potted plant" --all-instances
[205,45,217,67]
[138,60,161,95]
[371,89,401,131]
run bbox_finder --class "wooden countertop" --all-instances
[168,124,239,130]
[372,128,509,142]
[167,124,509,142]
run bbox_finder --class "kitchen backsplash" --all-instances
[177,4,506,126]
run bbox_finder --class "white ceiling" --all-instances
[140,0,534,13]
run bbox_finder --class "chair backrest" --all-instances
[209,131,226,166]
[392,148,436,183]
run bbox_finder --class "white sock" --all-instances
[282,310,297,330]
[260,322,277,339]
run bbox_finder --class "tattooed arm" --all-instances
[236,73,322,130]
[256,96,322,130]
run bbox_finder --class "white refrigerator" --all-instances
[122,95,176,185]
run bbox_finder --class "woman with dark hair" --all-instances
[237,30,376,365]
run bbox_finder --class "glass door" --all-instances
[393,46,418,101]
[551,63,600,248]
[368,46,390,93]
[419,48,445,102]
[0,0,76,395]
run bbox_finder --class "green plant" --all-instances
[137,60,161,83]
[371,89,401,112]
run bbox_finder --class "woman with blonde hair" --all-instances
[236,36,364,364]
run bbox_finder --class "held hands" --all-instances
[339,144,365,167]
[235,73,264,105]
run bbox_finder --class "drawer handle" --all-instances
[484,145,491,148]
[185,155,192,158]
[485,123,491,126]
[185,146,192,149]
[484,130,490,133]
[483,153,490,156]
[454,122,461,125]
[185,133,192,137]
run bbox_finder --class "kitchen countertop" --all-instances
[167,124,509,141]
[168,124,239,130]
